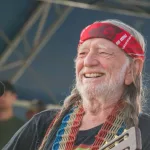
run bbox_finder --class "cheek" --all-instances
[100,59,111,71]
[75,60,83,76]
[101,63,108,70]
[102,61,120,76]
[99,56,116,70]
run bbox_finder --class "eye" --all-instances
[79,52,86,55]
[77,51,87,58]
[99,52,114,58]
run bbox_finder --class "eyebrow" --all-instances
[78,43,111,52]
[79,43,108,49]
[97,44,116,53]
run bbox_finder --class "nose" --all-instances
[84,51,99,67]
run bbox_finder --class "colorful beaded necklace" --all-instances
[39,101,127,150]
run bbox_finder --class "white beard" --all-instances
[76,61,129,101]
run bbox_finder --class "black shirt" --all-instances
[2,110,150,150]
[74,125,102,149]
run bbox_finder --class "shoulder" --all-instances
[139,112,150,131]
[138,113,150,147]
[2,109,61,150]
[31,109,61,146]
[31,109,60,128]
[33,109,60,120]
[17,109,60,136]
[139,113,150,126]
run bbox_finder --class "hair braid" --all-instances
[38,88,81,150]
[99,19,146,128]
[122,74,142,128]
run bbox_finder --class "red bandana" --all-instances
[79,22,144,60]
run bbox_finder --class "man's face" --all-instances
[0,91,16,110]
[75,38,130,99]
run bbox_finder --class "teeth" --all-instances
[84,73,103,78]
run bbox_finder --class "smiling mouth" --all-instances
[84,73,104,78]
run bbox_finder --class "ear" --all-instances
[124,59,143,85]
[133,58,144,76]
[124,63,133,85]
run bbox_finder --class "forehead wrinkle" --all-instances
[97,42,123,54]
[97,44,107,49]
[96,43,116,54]
[78,40,92,52]
[78,38,119,53]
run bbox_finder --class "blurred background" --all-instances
[0,0,150,121]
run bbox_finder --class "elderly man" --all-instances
[3,20,150,150]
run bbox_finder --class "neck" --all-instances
[82,89,123,114]
[83,98,118,114]
[0,108,13,121]
[79,92,123,130]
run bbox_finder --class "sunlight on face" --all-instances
[76,61,129,100]
[75,38,130,100]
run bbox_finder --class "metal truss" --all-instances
[115,0,150,7]
[0,30,11,45]
[41,0,150,19]
[11,6,72,84]
[0,2,72,84]
[14,99,61,110]
[0,0,149,104]
[0,1,72,104]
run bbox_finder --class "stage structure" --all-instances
[0,0,150,109]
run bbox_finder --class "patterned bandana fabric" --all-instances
[52,105,84,150]
[79,22,144,60]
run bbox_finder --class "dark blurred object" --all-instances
[26,99,46,120]
[0,81,5,96]
[0,80,25,149]
[1,81,16,94]
[0,81,17,114]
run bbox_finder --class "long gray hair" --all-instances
[39,20,146,150]
[63,19,146,128]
